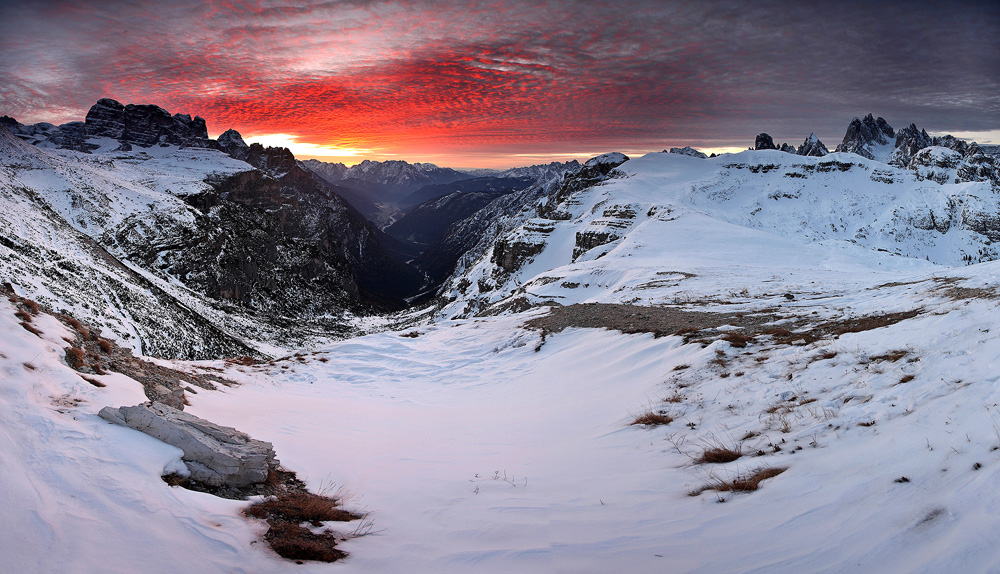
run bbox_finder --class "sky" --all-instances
[1,0,998,169]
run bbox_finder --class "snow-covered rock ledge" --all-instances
[99,401,278,487]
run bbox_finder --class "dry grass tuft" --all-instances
[82,376,106,388]
[22,298,40,315]
[813,349,838,362]
[23,362,36,371]
[224,356,256,366]
[713,467,787,492]
[722,332,754,348]
[20,321,42,336]
[870,349,908,362]
[245,492,360,524]
[244,490,361,563]
[631,410,673,426]
[98,338,113,353]
[673,364,690,371]
[898,374,916,384]
[697,446,743,464]
[65,346,86,369]
[58,314,90,339]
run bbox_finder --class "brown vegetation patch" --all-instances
[245,491,361,524]
[20,321,42,336]
[691,467,787,496]
[2,284,233,409]
[722,332,754,348]
[243,481,362,563]
[826,310,922,337]
[812,349,838,362]
[81,376,106,388]
[938,286,1000,301]
[697,446,743,464]
[263,522,348,563]
[870,349,908,362]
[631,410,673,426]
[898,374,916,384]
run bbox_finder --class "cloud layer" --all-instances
[1,0,997,166]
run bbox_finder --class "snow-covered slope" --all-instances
[0,127,268,357]
[440,150,998,317]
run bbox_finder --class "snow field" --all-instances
[185,266,1000,573]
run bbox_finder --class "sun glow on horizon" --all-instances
[242,133,375,161]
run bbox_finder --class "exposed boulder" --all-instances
[797,133,829,157]
[99,402,278,487]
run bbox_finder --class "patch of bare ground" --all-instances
[524,303,924,354]
[524,303,778,339]
[937,286,1000,301]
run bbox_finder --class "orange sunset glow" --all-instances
[2,1,997,168]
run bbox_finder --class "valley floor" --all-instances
[5,255,1000,573]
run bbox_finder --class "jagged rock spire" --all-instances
[797,133,829,157]
[836,113,895,159]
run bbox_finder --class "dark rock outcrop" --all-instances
[891,124,933,166]
[668,146,708,158]
[797,134,829,157]
[836,114,895,159]
[84,98,212,148]
[754,133,777,151]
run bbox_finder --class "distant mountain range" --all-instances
[2,98,998,355]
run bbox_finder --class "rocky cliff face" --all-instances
[5,99,215,152]
[84,98,212,148]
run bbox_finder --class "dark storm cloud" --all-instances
[0,0,996,161]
